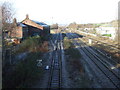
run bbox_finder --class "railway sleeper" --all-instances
[54,66,60,70]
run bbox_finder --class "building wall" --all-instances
[22,27,28,39]
[27,25,43,36]
[10,26,23,38]
[43,26,50,35]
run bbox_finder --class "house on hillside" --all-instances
[9,15,50,43]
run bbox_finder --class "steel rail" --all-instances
[47,33,62,89]
[67,33,120,88]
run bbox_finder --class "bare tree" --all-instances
[1,1,15,38]
[1,1,15,65]
[50,23,58,29]
[68,22,79,29]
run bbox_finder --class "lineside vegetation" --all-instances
[3,36,48,88]
[63,35,91,88]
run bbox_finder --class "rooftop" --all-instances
[32,20,49,27]
[17,23,27,27]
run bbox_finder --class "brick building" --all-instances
[10,15,50,43]
[22,14,50,37]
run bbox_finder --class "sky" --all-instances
[0,0,120,25]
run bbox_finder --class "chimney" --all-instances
[26,14,29,19]
[13,18,17,26]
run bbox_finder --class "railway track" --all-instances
[87,38,120,52]
[75,33,120,64]
[47,33,62,88]
[66,33,120,88]
[89,38,119,49]
[75,31,119,50]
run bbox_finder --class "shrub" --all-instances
[16,36,43,53]
[3,52,43,88]
[63,37,74,49]
[65,48,81,59]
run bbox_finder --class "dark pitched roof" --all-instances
[17,22,27,27]
[32,20,49,27]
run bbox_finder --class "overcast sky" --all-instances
[0,0,120,25]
